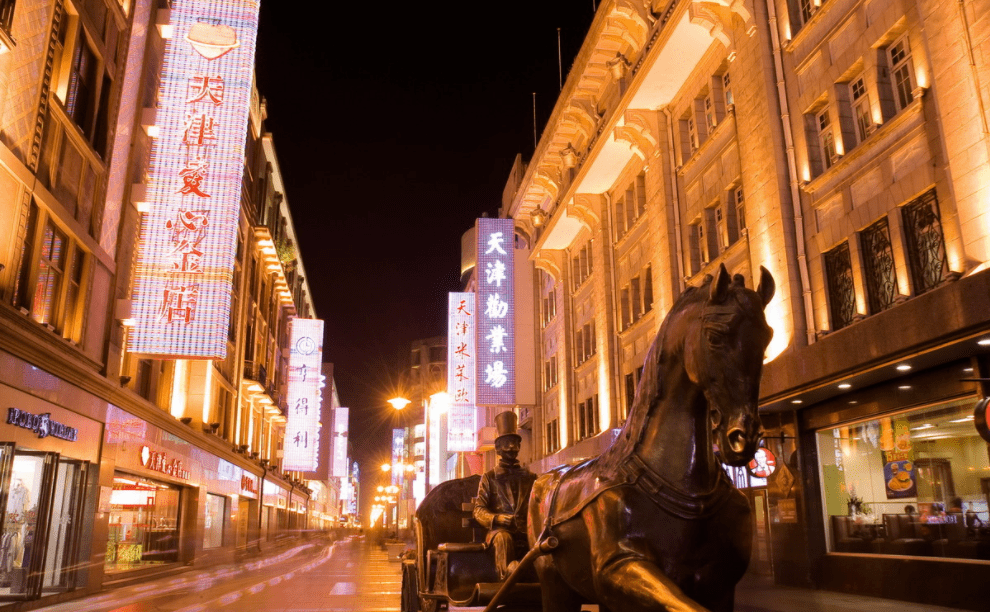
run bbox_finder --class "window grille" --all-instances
[824,241,856,331]
[902,188,948,294]
[860,216,898,314]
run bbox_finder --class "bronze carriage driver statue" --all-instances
[473,411,538,580]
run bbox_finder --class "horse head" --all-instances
[682,264,775,467]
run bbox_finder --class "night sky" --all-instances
[254,3,596,475]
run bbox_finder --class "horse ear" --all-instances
[710,263,731,304]
[757,266,776,308]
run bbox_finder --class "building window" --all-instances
[204,494,226,549]
[902,188,948,294]
[824,241,856,331]
[817,397,989,558]
[860,216,898,314]
[888,35,915,112]
[723,72,734,108]
[541,289,556,327]
[850,76,874,143]
[619,265,654,331]
[734,187,746,234]
[818,107,838,169]
[615,173,647,240]
[545,418,560,454]
[54,2,114,156]
[704,93,717,132]
[687,115,699,154]
[574,321,596,365]
[543,354,558,391]
[575,394,600,441]
[571,242,593,289]
[16,203,88,341]
[0,0,15,38]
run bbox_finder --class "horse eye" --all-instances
[706,330,725,347]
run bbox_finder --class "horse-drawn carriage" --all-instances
[402,265,776,612]
[400,474,544,612]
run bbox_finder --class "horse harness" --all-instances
[538,451,736,543]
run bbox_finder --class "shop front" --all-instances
[0,382,102,602]
[102,405,263,576]
[800,360,990,609]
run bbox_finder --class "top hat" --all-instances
[494,411,521,443]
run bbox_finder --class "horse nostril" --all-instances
[728,429,747,453]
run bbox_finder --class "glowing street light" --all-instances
[388,397,411,411]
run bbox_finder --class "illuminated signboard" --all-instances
[476,218,515,405]
[391,428,406,486]
[331,407,349,478]
[128,0,261,358]
[283,318,325,471]
[447,292,478,451]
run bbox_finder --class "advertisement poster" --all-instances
[881,417,917,499]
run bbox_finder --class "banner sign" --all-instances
[284,318,325,471]
[447,405,477,452]
[476,218,515,405]
[331,407,349,478]
[391,428,406,486]
[128,0,261,358]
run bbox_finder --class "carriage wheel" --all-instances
[400,560,420,612]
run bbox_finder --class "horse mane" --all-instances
[597,283,707,473]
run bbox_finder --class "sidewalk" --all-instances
[735,573,969,612]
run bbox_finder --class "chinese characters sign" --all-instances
[284,318,325,471]
[447,292,478,451]
[331,407,349,478]
[129,0,261,358]
[391,428,406,486]
[476,218,515,405]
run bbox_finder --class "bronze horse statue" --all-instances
[527,264,775,612]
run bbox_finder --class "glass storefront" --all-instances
[203,494,226,549]
[0,447,89,600]
[818,397,990,559]
[106,475,181,572]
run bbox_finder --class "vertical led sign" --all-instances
[284,318,324,471]
[128,0,261,358]
[331,407,349,478]
[476,218,515,405]
[447,292,477,451]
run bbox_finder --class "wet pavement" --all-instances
[36,535,401,612]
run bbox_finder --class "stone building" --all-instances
[501,0,990,607]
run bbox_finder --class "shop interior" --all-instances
[107,475,181,572]
[819,398,990,559]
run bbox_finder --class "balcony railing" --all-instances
[243,361,267,388]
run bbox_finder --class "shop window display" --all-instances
[107,476,180,571]
[818,398,990,559]
[0,455,44,596]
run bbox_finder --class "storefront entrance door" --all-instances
[0,448,59,601]
[41,458,87,594]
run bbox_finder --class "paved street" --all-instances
[36,535,402,612]
[33,535,974,612]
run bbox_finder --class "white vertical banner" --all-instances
[284,318,324,471]
[331,407,349,478]
[447,292,477,451]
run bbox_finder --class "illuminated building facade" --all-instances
[500,0,990,607]
[0,0,336,605]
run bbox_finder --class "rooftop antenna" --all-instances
[533,92,538,150]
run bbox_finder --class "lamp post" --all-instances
[390,396,431,496]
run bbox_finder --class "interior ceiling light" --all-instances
[838,383,851,389]
[978,338,990,346]
[896,364,912,371]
